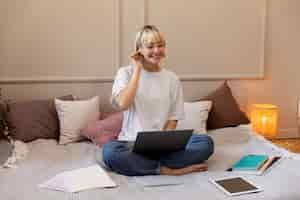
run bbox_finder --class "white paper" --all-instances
[39,165,117,193]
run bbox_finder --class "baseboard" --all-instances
[275,128,300,139]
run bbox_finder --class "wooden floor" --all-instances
[270,138,300,153]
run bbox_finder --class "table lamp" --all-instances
[250,104,278,138]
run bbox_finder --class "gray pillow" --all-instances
[6,95,74,142]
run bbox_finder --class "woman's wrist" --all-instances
[132,64,142,80]
[134,64,142,72]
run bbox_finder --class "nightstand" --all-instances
[269,138,300,153]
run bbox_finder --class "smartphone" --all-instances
[130,51,144,60]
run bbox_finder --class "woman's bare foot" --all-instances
[160,163,208,176]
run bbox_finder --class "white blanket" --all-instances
[1,125,300,200]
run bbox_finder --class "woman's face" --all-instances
[139,35,166,66]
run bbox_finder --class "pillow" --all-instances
[176,101,212,133]
[201,81,249,130]
[6,95,74,142]
[55,96,100,145]
[100,111,119,120]
[81,111,123,147]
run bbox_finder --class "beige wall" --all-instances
[230,0,300,138]
[1,0,300,138]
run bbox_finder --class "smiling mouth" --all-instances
[151,55,162,59]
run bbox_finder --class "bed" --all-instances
[1,124,299,200]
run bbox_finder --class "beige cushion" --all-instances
[55,96,100,145]
[176,101,212,133]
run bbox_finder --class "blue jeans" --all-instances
[100,134,214,176]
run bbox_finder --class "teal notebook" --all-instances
[232,154,268,171]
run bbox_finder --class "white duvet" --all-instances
[0,125,300,200]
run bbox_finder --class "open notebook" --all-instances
[39,165,117,193]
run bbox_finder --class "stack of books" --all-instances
[227,154,282,175]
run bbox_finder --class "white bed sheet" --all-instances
[1,125,300,200]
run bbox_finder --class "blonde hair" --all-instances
[134,25,166,52]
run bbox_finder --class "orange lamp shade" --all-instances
[251,104,278,138]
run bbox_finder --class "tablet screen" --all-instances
[212,177,262,196]
[215,177,258,193]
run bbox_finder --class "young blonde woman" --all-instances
[101,25,214,176]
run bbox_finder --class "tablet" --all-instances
[210,177,262,196]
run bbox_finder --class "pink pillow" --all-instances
[81,111,123,147]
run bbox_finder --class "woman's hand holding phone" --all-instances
[130,51,144,70]
[114,51,144,110]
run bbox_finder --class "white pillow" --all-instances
[55,96,100,145]
[176,101,212,134]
